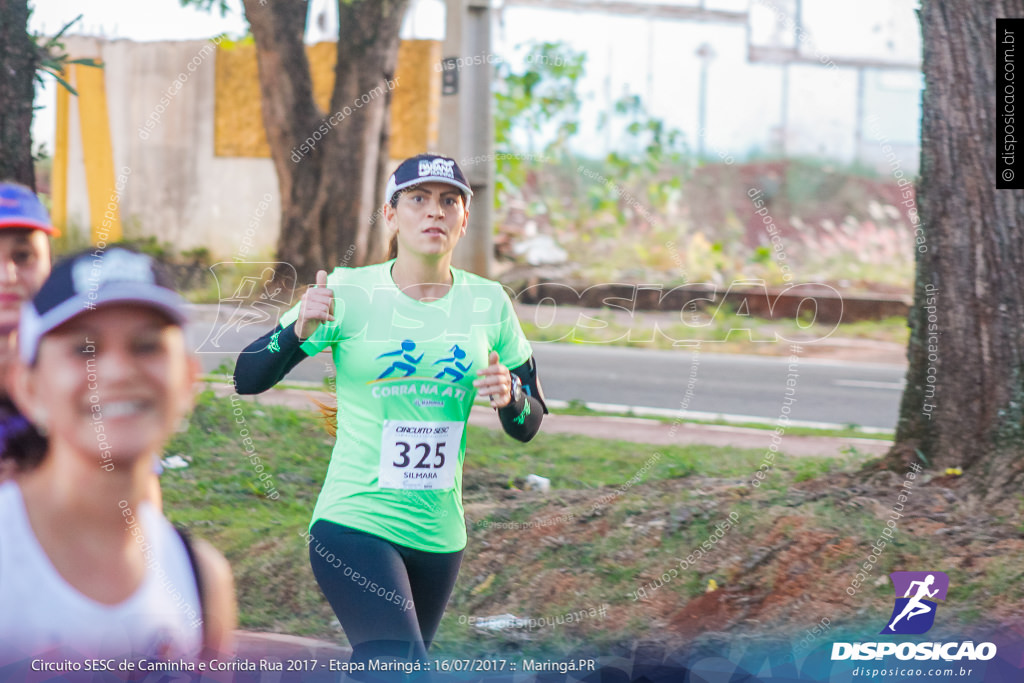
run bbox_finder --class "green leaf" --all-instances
[180,0,233,17]
[752,246,772,264]
[45,70,78,96]
[31,13,103,96]
[45,14,84,46]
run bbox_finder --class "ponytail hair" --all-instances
[386,190,402,260]
[387,232,399,260]
[312,398,337,437]
[0,397,47,473]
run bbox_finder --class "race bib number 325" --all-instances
[379,420,464,491]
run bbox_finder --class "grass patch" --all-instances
[463,422,856,490]
[836,316,912,344]
[163,389,336,636]
[159,387,1012,658]
[161,389,856,644]
[519,309,909,352]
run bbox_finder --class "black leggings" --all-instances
[308,519,463,666]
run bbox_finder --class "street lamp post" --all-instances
[696,42,715,161]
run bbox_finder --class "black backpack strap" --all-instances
[174,524,207,643]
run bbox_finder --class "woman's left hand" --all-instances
[474,351,512,409]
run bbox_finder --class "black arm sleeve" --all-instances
[232,322,310,394]
[497,356,548,442]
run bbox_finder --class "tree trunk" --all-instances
[330,0,406,266]
[888,0,1024,497]
[242,0,407,291]
[366,75,398,264]
[0,0,38,187]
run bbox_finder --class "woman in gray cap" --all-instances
[0,248,236,664]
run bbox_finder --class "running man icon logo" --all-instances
[881,571,949,635]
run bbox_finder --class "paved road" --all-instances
[529,344,904,430]
[188,307,905,431]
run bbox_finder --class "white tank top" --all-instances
[0,481,203,663]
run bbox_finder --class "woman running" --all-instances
[0,182,54,479]
[0,248,236,664]
[235,154,547,668]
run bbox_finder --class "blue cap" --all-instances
[0,182,56,234]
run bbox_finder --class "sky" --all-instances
[28,0,448,154]
[28,0,922,165]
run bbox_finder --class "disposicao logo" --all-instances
[881,571,948,635]
[831,571,997,663]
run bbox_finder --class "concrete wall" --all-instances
[61,37,278,258]
[57,36,439,260]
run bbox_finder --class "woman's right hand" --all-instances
[296,269,335,340]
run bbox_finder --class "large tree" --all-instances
[0,0,38,187]
[889,0,1024,495]
[1,3,97,190]
[191,0,409,286]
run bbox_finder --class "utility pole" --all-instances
[440,0,495,277]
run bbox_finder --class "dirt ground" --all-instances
[217,383,1024,670]
[459,467,1024,654]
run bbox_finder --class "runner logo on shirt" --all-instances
[376,340,424,379]
[433,344,473,381]
[370,340,474,402]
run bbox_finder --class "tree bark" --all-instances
[330,0,406,266]
[241,0,407,291]
[889,0,1024,497]
[366,69,398,264]
[0,0,38,187]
